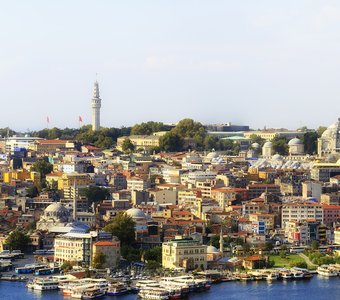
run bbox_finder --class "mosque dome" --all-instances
[207,245,220,254]
[45,203,69,216]
[288,138,303,146]
[251,142,260,149]
[263,141,272,148]
[206,151,218,159]
[322,119,340,138]
[125,208,146,219]
[272,154,284,161]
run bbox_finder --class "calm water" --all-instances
[0,276,339,300]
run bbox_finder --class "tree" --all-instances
[26,185,39,198]
[272,136,288,155]
[303,131,318,154]
[121,138,135,153]
[131,121,170,135]
[159,132,184,152]
[92,251,106,269]
[5,230,31,252]
[31,159,53,179]
[172,118,206,149]
[104,213,136,246]
[204,135,218,151]
[317,126,327,137]
[82,186,110,205]
[249,134,265,147]
[311,240,319,251]
[143,246,162,263]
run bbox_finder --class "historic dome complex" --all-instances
[288,137,304,155]
[318,118,340,157]
[36,202,72,231]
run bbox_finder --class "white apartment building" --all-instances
[54,232,92,266]
[127,177,151,191]
[281,201,323,228]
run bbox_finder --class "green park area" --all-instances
[269,254,306,268]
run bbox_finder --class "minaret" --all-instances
[91,81,101,131]
[219,224,224,255]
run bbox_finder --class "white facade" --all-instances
[5,136,42,154]
[91,81,101,131]
[302,181,322,201]
[281,202,323,228]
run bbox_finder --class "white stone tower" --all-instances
[91,81,101,131]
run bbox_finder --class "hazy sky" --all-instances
[1,1,340,131]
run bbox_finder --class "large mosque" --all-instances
[317,118,340,157]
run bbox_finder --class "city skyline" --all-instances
[1,1,340,130]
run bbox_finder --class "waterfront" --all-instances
[1,276,340,300]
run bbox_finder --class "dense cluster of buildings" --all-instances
[0,105,340,271]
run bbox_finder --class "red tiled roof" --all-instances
[94,241,114,246]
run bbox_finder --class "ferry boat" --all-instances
[317,265,338,277]
[138,287,169,300]
[291,267,313,279]
[82,287,105,299]
[107,282,129,296]
[239,273,254,281]
[291,270,304,279]
[263,271,279,281]
[27,278,59,291]
[159,277,190,296]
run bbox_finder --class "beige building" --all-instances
[117,135,160,150]
[92,239,120,268]
[249,213,275,231]
[149,189,177,205]
[29,139,74,153]
[334,228,340,245]
[244,131,304,141]
[162,236,207,271]
[54,232,92,266]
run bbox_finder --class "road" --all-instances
[298,253,318,268]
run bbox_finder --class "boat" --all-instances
[107,282,130,296]
[249,271,264,281]
[291,270,304,280]
[82,287,105,299]
[263,271,279,281]
[239,273,254,281]
[317,265,338,277]
[291,267,313,279]
[27,278,59,291]
[138,287,169,300]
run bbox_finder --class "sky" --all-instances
[0,0,340,131]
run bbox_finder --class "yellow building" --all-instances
[117,135,160,150]
[162,236,207,271]
[58,173,91,199]
[3,169,40,186]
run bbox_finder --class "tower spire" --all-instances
[91,80,101,131]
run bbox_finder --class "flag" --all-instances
[47,116,50,123]
[79,116,83,122]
